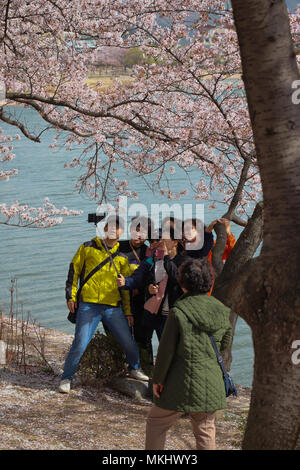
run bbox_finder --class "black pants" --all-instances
[131,297,156,375]
[141,310,167,361]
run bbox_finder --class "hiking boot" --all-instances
[58,379,71,394]
[129,369,149,381]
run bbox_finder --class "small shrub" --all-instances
[137,343,154,378]
[78,331,128,384]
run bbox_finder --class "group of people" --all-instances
[59,214,236,450]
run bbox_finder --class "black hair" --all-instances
[149,227,162,243]
[162,216,183,239]
[177,258,214,294]
[130,216,154,239]
[104,214,125,231]
[161,216,186,253]
[183,217,206,229]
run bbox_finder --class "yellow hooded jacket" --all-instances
[66,237,132,316]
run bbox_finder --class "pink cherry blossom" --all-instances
[0,0,299,227]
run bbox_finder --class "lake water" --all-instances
[0,107,254,387]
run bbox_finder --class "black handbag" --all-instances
[67,251,119,324]
[208,333,238,398]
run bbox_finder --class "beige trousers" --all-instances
[145,405,216,450]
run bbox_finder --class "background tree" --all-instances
[122,47,144,69]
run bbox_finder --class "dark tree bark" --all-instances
[213,201,264,303]
[223,0,300,450]
[212,201,264,370]
[211,222,228,277]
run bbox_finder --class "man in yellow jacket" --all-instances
[58,215,149,393]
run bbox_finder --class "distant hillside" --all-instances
[88,0,300,68]
[92,47,125,67]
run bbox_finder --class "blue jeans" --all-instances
[61,302,140,381]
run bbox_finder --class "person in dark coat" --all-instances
[118,216,154,350]
[117,225,190,372]
[140,223,190,350]
[183,217,214,258]
[145,258,232,450]
[116,229,164,373]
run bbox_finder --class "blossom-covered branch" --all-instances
[0,0,299,221]
[0,198,83,228]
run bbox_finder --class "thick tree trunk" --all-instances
[212,202,263,370]
[213,201,264,303]
[241,255,300,449]
[219,308,238,371]
[230,0,300,449]
[211,222,227,277]
[245,325,300,449]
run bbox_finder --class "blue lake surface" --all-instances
[0,107,254,387]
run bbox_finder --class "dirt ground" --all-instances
[0,319,250,450]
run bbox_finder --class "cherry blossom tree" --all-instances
[0,0,296,359]
[1,1,298,220]
[1,1,300,448]
[0,0,263,222]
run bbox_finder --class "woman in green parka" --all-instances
[145,258,232,450]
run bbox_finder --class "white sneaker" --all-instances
[129,369,149,381]
[58,379,71,394]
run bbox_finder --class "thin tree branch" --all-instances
[0,109,41,142]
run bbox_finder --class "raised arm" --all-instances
[119,258,153,290]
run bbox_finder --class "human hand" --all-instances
[219,218,231,235]
[153,383,164,398]
[117,274,125,287]
[162,241,169,255]
[67,300,77,313]
[127,315,134,327]
[205,219,219,233]
[149,284,158,295]
[157,239,168,255]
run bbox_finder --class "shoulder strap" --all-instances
[77,251,118,299]
[129,241,141,264]
[101,240,120,276]
[208,334,228,377]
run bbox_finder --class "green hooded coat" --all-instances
[152,293,232,412]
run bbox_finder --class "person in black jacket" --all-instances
[147,219,188,320]
[183,217,214,258]
[143,225,190,368]
[118,223,190,372]
[117,229,163,371]
[116,228,163,292]
[118,216,154,367]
